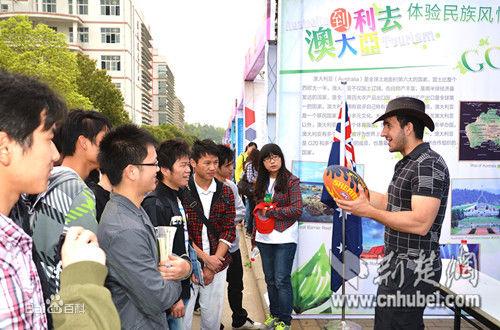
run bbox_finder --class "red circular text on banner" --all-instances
[330,8,352,33]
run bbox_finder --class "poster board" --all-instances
[277,0,500,316]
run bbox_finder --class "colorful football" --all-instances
[323,165,369,201]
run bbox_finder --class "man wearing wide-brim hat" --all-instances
[335,96,450,330]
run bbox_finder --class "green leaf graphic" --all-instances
[321,307,333,314]
[455,60,468,75]
[292,244,332,314]
[479,37,489,47]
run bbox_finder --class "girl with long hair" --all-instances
[253,144,302,330]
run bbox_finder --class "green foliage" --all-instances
[451,208,465,221]
[451,208,465,227]
[76,53,130,126]
[143,124,196,144]
[0,16,92,109]
[144,123,227,145]
[184,123,225,142]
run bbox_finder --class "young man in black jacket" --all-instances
[142,138,192,330]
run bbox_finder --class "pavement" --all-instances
[193,225,484,329]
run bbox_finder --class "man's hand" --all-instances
[334,186,373,218]
[169,299,185,318]
[158,255,191,281]
[61,226,106,268]
[191,273,199,285]
[203,254,224,273]
[202,267,215,285]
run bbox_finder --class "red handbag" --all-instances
[253,202,277,234]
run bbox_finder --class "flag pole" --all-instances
[341,209,347,324]
[340,81,347,326]
[325,82,361,330]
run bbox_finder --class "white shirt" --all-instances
[267,177,276,196]
[193,176,232,254]
[177,197,189,253]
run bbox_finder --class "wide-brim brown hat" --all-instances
[373,97,435,131]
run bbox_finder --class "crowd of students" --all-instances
[0,71,302,330]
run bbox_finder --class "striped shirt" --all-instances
[385,143,450,255]
[30,166,98,297]
[0,213,47,329]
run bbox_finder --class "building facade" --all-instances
[152,49,177,126]
[173,96,184,128]
[0,0,153,125]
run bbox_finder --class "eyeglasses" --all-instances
[263,155,280,162]
[132,161,159,167]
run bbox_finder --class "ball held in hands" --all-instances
[323,165,369,201]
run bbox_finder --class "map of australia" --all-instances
[459,102,500,161]
[465,109,500,148]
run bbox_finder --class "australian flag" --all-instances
[321,101,363,293]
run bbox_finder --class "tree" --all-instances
[76,53,130,126]
[143,124,196,144]
[184,123,225,142]
[451,209,460,227]
[0,16,92,109]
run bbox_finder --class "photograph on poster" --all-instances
[292,160,365,184]
[459,101,500,161]
[360,217,385,259]
[292,160,327,183]
[451,178,500,236]
[300,182,335,222]
[440,243,480,271]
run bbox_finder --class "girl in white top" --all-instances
[252,143,302,330]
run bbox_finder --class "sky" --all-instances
[452,178,500,194]
[136,0,265,128]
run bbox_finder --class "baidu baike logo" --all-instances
[46,294,86,314]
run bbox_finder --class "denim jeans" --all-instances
[256,242,297,325]
[167,298,189,330]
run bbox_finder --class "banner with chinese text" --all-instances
[277,0,500,318]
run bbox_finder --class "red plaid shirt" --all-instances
[182,178,235,271]
[0,214,47,329]
[253,174,303,238]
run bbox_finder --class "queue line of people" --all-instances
[0,71,276,330]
